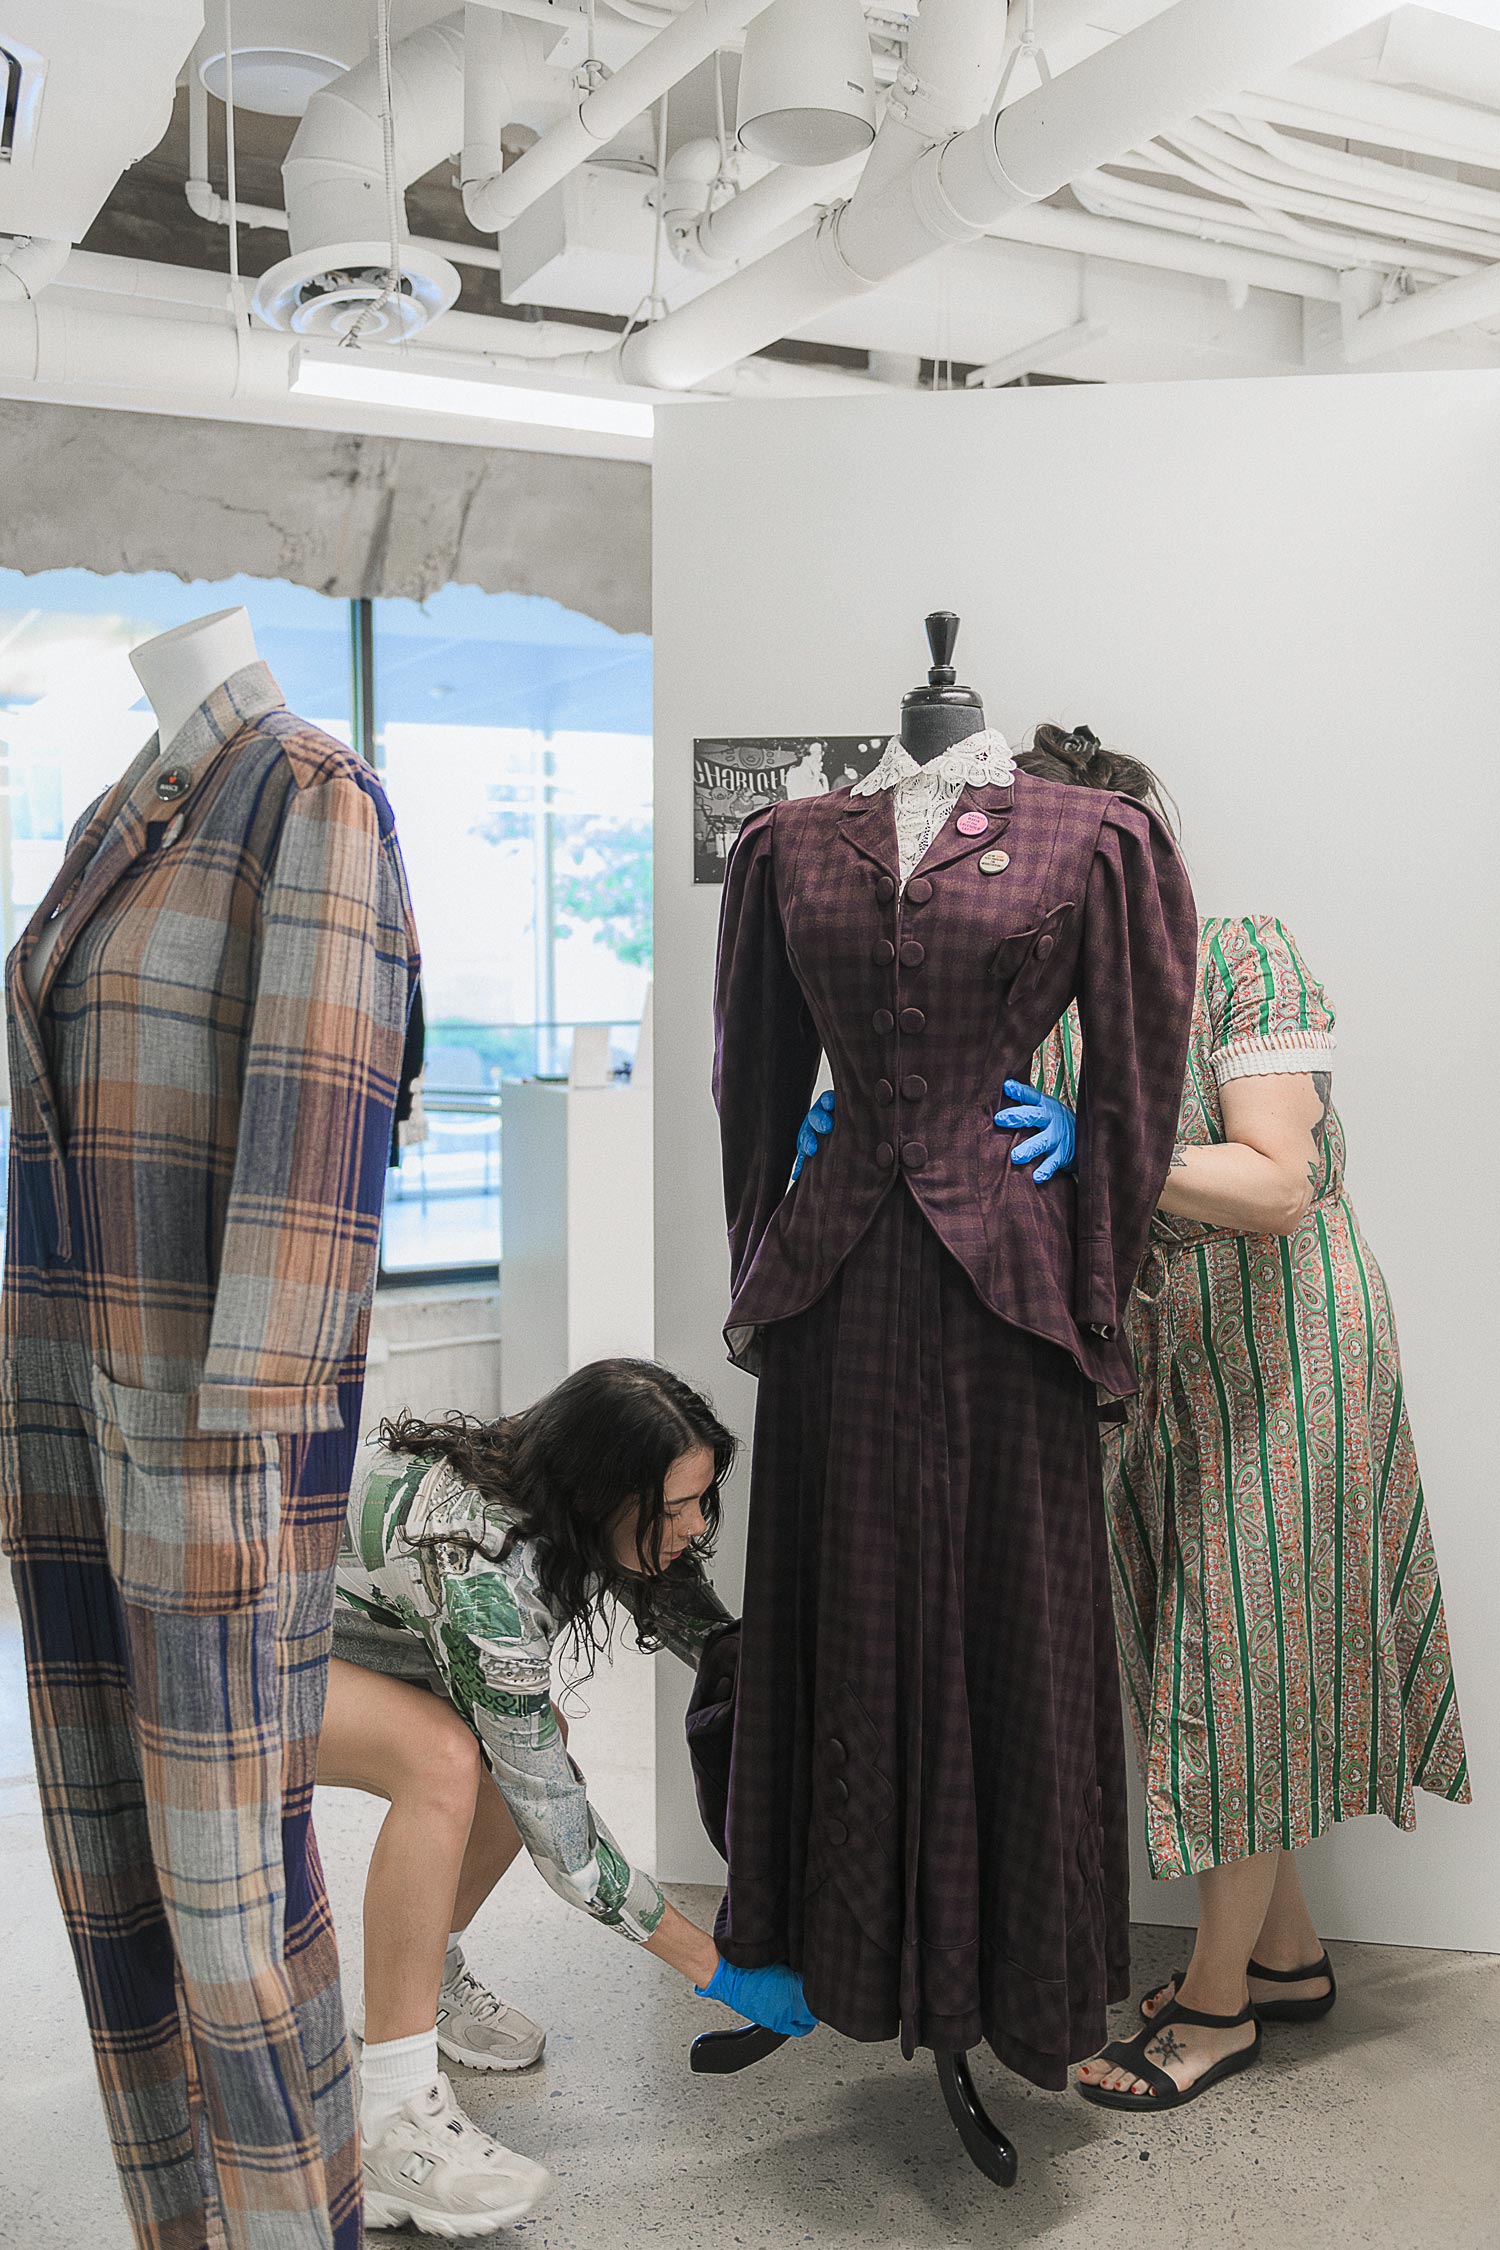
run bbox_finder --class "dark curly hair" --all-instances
[1017,721,1178,832]
[378,1358,734,1669]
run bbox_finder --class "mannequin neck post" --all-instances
[129,607,260,753]
[900,696,988,767]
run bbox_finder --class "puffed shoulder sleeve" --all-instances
[712,807,821,1316]
[1073,797,1197,1344]
[1205,916,1336,1085]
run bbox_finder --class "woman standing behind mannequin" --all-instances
[795,722,1470,2111]
[1016,726,1470,2109]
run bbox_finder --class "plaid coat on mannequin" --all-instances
[2,662,418,2250]
[711,768,1196,2083]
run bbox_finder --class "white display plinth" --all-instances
[499,995,654,1414]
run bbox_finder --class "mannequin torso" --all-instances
[23,607,261,1001]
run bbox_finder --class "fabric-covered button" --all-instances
[876,1142,895,1169]
[902,1141,929,1170]
[1035,932,1055,960]
[831,1777,850,1805]
[899,1007,926,1034]
[827,1737,847,1764]
[828,1819,848,1847]
[155,765,193,803]
[875,1078,895,1105]
[876,875,896,904]
[873,1009,894,1035]
[899,940,925,968]
[872,938,896,965]
[901,1074,927,1102]
[906,877,933,906]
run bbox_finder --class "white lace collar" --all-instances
[850,727,1015,885]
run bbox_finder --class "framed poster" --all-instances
[692,734,885,884]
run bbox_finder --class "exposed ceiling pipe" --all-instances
[464,0,782,234]
[605,0,1400,392]
[1117,142,1498,268]
[662,137,865,273]
[0,236,71,305]
[1172,117,1500,245]
[460,5,573,232]
[1336,258,1500,365]
[965,317,1107,388]
[1071,171,1475,283]
[1242,67,1500,173]
[990,200,1343,302]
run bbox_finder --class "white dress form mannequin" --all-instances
[23,608,261,1001]
[127,607,260,755]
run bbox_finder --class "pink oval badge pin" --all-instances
[956,810,989,836]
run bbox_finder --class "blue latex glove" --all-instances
[994,1079,1077,1184]
[791,1088,836,1181]
[696,1956,818,2038]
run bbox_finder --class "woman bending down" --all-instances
[317,1358,813,2237]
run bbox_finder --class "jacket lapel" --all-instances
[836,790,899,880]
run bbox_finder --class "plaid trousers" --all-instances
[7,1341,363,2250]
[3,664,417,2249]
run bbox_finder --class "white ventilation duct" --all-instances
[611,0,1402,391]
[663,138,865,273]
[254,15,471,341]
[735,0,875,165]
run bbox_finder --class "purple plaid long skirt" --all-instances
[720,1184,1131,2090]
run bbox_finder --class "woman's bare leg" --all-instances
[317,1659,483,2042]
[1079,1849,1279,2095]
[1253,1848,1324,1970]
[1140,1846,1331,2020]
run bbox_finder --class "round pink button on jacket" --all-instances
[956,811,989,836]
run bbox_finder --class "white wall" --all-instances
[652,371,1500,1950]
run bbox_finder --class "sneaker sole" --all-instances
[436,2030,547,2073]
[364,2177,551,2237]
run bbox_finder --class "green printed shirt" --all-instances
[335,1447,733,1942]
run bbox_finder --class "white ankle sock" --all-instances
[360,2029,439,2140]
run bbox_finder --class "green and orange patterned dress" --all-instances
[1039,915,1469,1880]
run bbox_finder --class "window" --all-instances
[372,586,652,1279]
[0,567,652,1283]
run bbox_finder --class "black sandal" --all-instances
[1076,1999,1261,2112]
[1138,1951,1336,2026]
[1245,1950,1337,2024]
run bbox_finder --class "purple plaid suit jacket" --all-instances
[713,770,1197,1396]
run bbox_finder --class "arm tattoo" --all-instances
[1169,1148,1187,1170]
[1310,1071,1333,1151]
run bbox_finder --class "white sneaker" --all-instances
[437,1950,547,2073]
[362,2074,552,2239]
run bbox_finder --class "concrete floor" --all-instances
[3,1581,1497,2250]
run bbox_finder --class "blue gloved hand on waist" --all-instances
[994,1080,1076,1184]
[791,1089,836,1182]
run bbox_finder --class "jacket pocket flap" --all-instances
[990,899,1076,982]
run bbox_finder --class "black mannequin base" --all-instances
[689,2025,1020,2187]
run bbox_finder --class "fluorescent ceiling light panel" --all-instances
[294,355,654,438]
